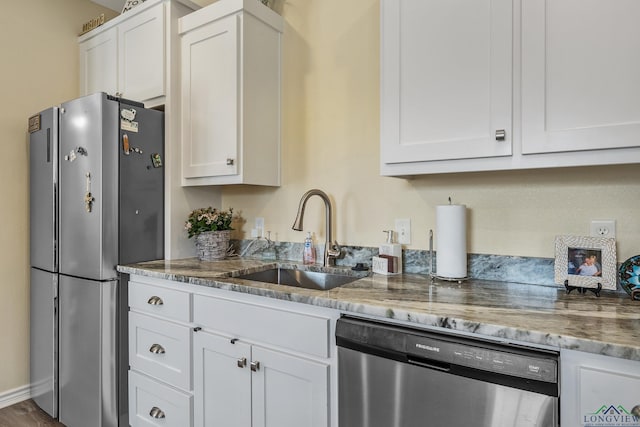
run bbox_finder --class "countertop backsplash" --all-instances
[232,239,607,291]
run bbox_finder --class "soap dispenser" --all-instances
[303,232,316,265]
[377,230,402,274]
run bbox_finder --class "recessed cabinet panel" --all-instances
[193,331,251,427]
[118,3,166,103]
[381,0,512,164]
[80,27,118,97]
[129,370,192,427]
[129,312,191,391]
[560,349,640,427]
[181,17,239,179]
[252,346,329,427]
[522,0,640,155]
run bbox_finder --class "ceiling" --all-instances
[90,0,126,12]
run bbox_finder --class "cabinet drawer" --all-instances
[129,281,191,322]
[129,312,191,391]
[129,370,192,427]
[193,294,330,358]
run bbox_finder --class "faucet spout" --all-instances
[292,189,341,266]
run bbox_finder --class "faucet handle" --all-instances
[327,240,341,257]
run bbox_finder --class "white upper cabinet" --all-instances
[179,0,282,186]
[381,0,640,176]
[79,0,197,107]
[381,0,513,167]
[117,3,165,105]
[79,27,118,97]
[521,0,640,155]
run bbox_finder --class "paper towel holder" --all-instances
[429,228,469,284]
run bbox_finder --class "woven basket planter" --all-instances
[195,230,231,261]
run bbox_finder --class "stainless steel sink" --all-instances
[236,268,362,290]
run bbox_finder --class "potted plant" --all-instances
[185,207,234,261]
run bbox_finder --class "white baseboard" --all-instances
[0,384,30,409]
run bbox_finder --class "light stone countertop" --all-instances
[118,258,640,361]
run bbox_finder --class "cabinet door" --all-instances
[129,312,191,391]
[118,3,165,103]
[380,0,512,164]
[181,15,239,179]
[193,331,251,427]
[561,349,640,427]
[79,27,118,97]
[252,346,329,427]
[522,1,640,155]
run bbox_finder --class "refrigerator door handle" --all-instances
[84,172,95,213]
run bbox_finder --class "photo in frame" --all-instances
[554,235,617,290]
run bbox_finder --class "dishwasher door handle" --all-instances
[407,357,451,373]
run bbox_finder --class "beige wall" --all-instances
[0,0,116,396]
[221,0,640,262]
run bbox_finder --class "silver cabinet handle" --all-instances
[237,357,247,368]
[149,406,165,419]
[147,296,164,305]
[495,129,506,141]
[250,361,260,372]
[149,344,166,354]
[226,158,235,165]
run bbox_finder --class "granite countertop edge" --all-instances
[118,258,640,362]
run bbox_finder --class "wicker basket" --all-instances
[195,230,231,261]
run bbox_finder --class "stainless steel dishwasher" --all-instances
[337,316,559,427]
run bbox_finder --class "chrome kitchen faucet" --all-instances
[292,189,342,266]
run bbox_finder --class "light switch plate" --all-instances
[395,218,411,244]
[255,217,264,237]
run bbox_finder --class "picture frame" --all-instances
[554,235,617,290]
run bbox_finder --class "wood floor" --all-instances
[0,399,64,427]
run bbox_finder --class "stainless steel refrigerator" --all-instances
[29,92,164,427]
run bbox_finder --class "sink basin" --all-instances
[236,268,362,290]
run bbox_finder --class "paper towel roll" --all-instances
[436,204,467,278]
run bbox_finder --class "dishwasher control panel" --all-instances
[406,334,558,383]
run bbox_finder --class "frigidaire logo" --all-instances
[415,343,439,352]
[583,404,640,427]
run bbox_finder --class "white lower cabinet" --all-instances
[193,331,329,427]
[192,293,332,427]
[193,332,252,427]
[128,278,194,427]
[251,346,329,427]
[129,370,193,427]
[561,349,640,427]
[128,275,338,427]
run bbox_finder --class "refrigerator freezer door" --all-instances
[59,93,119,280]
[29,108,58,272]
[29,268,57,418]
[59,275,118,427]
[119,102,164,264]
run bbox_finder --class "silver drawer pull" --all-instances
[147,295,164,306]
[149,406,165,419]
[237,357,247,368]
[149,344,166,354]
[495,129,506,141]
[250,361,260,372]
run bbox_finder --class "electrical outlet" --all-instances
[590,220,616,238]
[395,218,411,244]
[255,217,265,237]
